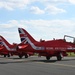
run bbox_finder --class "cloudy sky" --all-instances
[0,0,75,44]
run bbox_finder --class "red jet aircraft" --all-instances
[18,28,75,61]
[0,35,33,58]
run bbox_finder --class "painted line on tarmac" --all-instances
[36,62,75,68]
[50,63,75,68]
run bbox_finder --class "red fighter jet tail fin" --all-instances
[18,28,37,44]
[0,35,11,50]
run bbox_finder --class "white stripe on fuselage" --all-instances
[2,41,16,51]
[23,37,44,50]
[0,37,16,51]
[2,42,10,50]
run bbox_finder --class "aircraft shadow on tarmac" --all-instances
[0,57,75,64]
[0,60,57,64]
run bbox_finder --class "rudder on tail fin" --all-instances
[18,28,37,43]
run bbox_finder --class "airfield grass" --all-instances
[67,52,75,57]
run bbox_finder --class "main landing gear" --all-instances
[46,56,50,60]
[25,54,28,58]
[19,55,23,58]
[57,53,62,61]
[19,54,29,59]
[4,54,10,57]
[46,53,63,61]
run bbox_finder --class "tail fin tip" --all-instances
[18,28,37,43]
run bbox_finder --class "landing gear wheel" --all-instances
[57,55,62,61]
[4,55,6,57]
[19,55,23,59]
[7,54,10,57]
[46,56,50,60]
[25,54,28,58]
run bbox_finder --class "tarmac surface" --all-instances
[0,56,75,75]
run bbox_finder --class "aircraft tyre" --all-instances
[7,54,10,57]
[25,54,28,58]
[46,56,50,60]
[57,54,62,61]
[4,55,6,57]
[19,55,23,59]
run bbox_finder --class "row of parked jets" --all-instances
[0,28,75,61]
